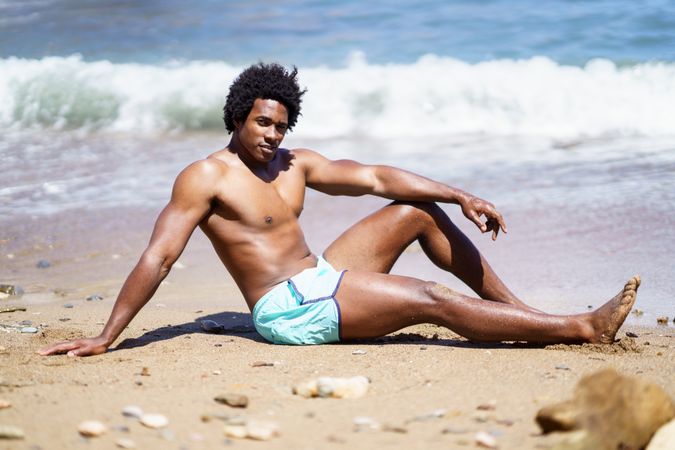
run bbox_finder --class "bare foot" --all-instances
[592,276,641,344]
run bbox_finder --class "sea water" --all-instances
[1,0,674,320]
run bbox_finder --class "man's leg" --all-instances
[324,201,533,310]
[335,272,639,344]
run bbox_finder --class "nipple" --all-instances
[265,216,273,224]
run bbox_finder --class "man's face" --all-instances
[235,98,289,163]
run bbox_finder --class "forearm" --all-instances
[98,253,169,346]
[372,165,472,204]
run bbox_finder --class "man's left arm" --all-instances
[299,149,507,240]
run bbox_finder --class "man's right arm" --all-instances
[38,160,222,357]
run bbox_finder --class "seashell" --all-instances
[0,425,24,440]
[121,405,143,419]
[115,437,136,448]
[139,413,169,429]
[77,420,107,437]
[245,420,280,440]
[214,393,248,408]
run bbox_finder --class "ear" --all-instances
[234,120,242,129]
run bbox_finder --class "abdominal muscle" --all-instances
[199,212,318,310]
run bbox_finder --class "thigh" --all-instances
[335,270,435,340]
[323,202,420,273]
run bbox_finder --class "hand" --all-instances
[460,195,508,241]
[37,336,110,357]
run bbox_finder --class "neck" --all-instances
[227,133,271,171]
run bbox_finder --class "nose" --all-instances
[264,125,281,142]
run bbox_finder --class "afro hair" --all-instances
[223,63,306,133]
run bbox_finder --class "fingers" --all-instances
[467,211,487,232]
[37,340,81,356]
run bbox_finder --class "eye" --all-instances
[276,124,288,133]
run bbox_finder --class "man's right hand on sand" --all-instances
[38,336,110,357]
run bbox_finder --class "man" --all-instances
[40,63,639,357]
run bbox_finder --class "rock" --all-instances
[223,425,248,439]
[477,401,497,411]
[626,331,639,338]
[352,350,367,355]
[0,285,24,297]
[18,320,32,326]
[555,364,571,371]
[632,308,644,316]
[656,316,669,325]
[295,376,370,399]
[0,400,11,409]
[250,361,274,367]
[139,413,169,429]
[245,420,280,440]
[353,416,381,431]
[214,393,249,408]
[535,368,675,450]
[20,327,38,333]
[77,420,107,437]
[116,437,136,448]
[200,319,224,333]
[86,294,103,301]
[475,431,497,448]
[0,425,24,440]
[36,260,51,268]
[121,405,143,419]
[0,307,26,313]
[63,303,74,308]
[647,418,675,449]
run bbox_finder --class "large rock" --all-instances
[536,369,675,450]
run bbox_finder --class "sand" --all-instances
[1,199,674,449]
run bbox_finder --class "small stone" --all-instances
[632,308,644,316]
[86,294,103,302]
[115,437,136,448]
[626,331,639,338]
[134,380,143,386]
[139,413,169,429]
[250,361,274,367]
[63,303,74,309]
[475,431,497,448]
[0,425,24,440]
[293,376,369,399]
[121,405,143,419]
[111,425,130,433]
[18,320,32,326]
[223,425,248,439]
[587,305,593,309]
[78,420,107,437]
[442,426,471,434]
[656,316,669,325]
[477,401,497,411]
[555,364,571,371]
[353,416,380,431]
[0,400,11,409]
[0,285,24,296]
[246,420,280,440]
[20,327,38,333]
[213,370,222,375]
[351,350,367,355]
[409,408,448,423]
[140,367,150,376]
[200,319,223,333]
[214,393,249,408]
[36,260,51,268]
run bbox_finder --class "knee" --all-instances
[422,281,456,303]
[388,201,443,227]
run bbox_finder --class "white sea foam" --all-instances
[1,54,674,139]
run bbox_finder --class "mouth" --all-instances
[259,144,277,154]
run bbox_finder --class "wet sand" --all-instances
[1,195,674,449]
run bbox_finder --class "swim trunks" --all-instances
[252,256,346,345]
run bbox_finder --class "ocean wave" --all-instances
[1,54,674,138]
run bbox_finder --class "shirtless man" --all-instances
[40,63,639,357]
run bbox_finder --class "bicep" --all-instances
[303,151,377,196]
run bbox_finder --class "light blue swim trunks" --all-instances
[252,256,346,345]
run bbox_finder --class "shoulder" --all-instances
[172,158,228,200]
[289,148,330,171]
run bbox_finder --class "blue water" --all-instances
[2,0,674,66]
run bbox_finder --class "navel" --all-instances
[264,215,273,225]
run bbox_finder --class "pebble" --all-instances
[250,361,274,367]
[477,401,497,411]
[632,308,644,316]
[223,425,248,439]
[294,376,370,399]
[555,364,571,371]
[77,420,107,437]
[656,316,669,325]
[214,393,249,408]
[121,405,143,419]
[63,303,74,309]
[18,320,32,326]
[475,431,498,448]
[20,327,38,333]
[626,331,639,338]
[213,370,222,375]
[36,260,51,268]
[442,426,471,434]
[86,294,103,302]
[0,425,25,440]
[0,400,11,409]
[351,350,367,355]
[353,416,381,431]
[115,437,136,448]
[140,413,169,429]
[200,320,223,332]
[140,367,150,376]
[0,284,23,296]
[246,420,280,440]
